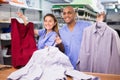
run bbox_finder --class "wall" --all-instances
[41,0,53,17]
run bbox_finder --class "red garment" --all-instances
[11,19,37,68]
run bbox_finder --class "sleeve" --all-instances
[115,32,120,56]
[38,29,44,36]
[108,31,120,74]
[112,31,120,56]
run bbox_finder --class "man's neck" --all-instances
[67,21,76,32]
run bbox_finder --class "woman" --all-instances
[17,12,64,52]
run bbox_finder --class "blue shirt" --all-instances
[37,29,57,49]
[59,20,91,69]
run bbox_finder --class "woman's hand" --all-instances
[55,35,62,44]
[16,12,28,26]
[16,12,25,19]
[55,35,65,53]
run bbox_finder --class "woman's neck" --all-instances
[44,30,52,38]
[46,29,52,34]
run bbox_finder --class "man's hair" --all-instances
[61,6,76,13]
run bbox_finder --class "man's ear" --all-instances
[74,12,77,20]
[75,13,77,17]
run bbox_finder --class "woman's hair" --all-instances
[43,13,59,34]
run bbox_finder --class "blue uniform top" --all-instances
[59,20,91,69]
[37,29,57,49]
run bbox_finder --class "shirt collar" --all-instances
[92,22,107,36]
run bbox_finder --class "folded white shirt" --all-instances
[0,33,11,40]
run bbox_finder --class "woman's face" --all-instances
[44,16,56,31]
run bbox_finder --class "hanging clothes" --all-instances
[11,18,37,68]
[76,22,120,74]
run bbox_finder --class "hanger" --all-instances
[11,8,25,23]
[96,22,101,29]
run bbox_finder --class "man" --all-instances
[59,6,91,69]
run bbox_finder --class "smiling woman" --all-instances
[16,12,59,50]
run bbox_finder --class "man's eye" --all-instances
[63,12,72,15]
[63,13,66,15]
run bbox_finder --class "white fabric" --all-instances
[0,33,11,40]
[65,70,99,80]
[8,46,98,80]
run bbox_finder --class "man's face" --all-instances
[62,6,76,24]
